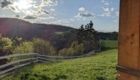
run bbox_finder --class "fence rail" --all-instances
[0,47,101,75]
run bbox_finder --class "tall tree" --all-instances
[76,21,100,52]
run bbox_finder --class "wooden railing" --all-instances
[0,46,101,75]
[0,53,38,75]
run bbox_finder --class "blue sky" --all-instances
[0,0,120,32]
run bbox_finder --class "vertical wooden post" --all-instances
[117,0,140,80]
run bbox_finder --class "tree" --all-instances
[12,41,33,54]
[76,21,100,52]
[12,36,23,47]
[89,20,93,29]
[9,41,34,63]
[33,38,56,55]
[0,37,12,50]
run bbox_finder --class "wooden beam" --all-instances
[117,0,140,80]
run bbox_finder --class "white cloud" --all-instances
[57,20,69,24]
[79,7,85,11]
[50,8,55,11]
[101,0,105,2]
[98,12,111,17]
[23,9,49,16]
[102,7,109,12]
[70,19,74,21]
[110,8,115,11]
[39,16,55,19]
[0,0,20,13]
[102,7,115,12]
[75,11,95,18]
[105,2,109,5]
[100,7,115,17]
[41,0,58,7]
[113,19,118,22]
[116,11,119,16]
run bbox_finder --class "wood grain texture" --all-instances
[118,0,140,80]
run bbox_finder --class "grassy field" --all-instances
[1,49,118,80]
[55,32,64,35]
[101,40,118,49]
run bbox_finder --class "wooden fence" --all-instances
[0,49,100,75]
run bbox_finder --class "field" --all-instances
[1,49,118,80]
[55,32,64,35]
[101,40,118,49]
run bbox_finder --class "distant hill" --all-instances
[0,18,75,40]
[0,18,118,41]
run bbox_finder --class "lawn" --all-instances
[101,40,118,49]
[1,49,118,80]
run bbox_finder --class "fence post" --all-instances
[117,0,140,80]
[37,53,38,62]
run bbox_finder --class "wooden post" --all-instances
[117,0,140,80]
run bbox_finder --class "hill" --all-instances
[0,18,118,41]
[1,49,118,80]
[0,18,75,40]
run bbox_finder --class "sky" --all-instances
[0,0,120,32]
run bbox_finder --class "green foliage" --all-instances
[55,32,64,35]
[12,41,33,54]
[8,41,34,63]
[76,21,100,52]
[12,37,23,47]
[2,49,118,80]
[33,38,56,55]
[101,40,118,50]
[0,37,13,50]
[59,41,85,56]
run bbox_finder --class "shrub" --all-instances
[33,38,56,55]
[59,41,85,56]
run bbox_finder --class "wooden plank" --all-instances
[0,62,31,75]
[116,65,140,78]
[117,71,138,80]
[0,53,37,60]
[118,0,140,80]
[0,58,32,69]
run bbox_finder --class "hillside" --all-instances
[0,18,75,40]
[0,18,118,41]
[1,49,118,80]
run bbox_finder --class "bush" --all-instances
[8,41,34,63]
[59,41,85,56]
[0,37,13,50]
[12,41,33,54]
[33,38,56,55]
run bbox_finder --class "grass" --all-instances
[1,49,118,80]
[101,40,118,49]
[55,32,64,35]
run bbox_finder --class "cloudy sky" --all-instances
[0,0,120,32]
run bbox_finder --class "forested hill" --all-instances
[0,18,118,40]
[0,18,75,40]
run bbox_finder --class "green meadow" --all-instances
[2,49,118,80]
[101,40,118,49]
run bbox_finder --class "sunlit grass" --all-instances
[1,49,118,80]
